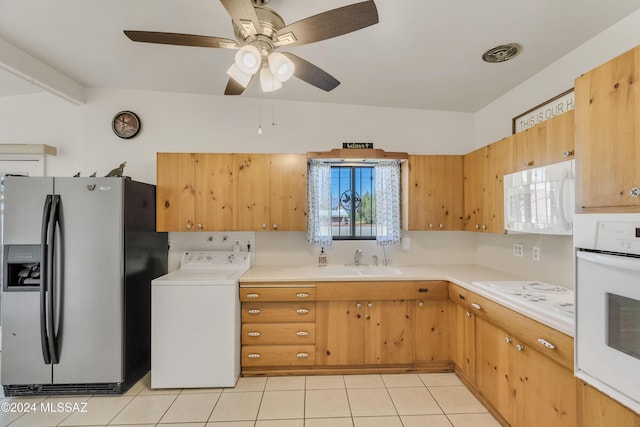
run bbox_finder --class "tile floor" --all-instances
[0,371,501,427]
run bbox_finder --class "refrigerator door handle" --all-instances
[47,194,61,364]
[40,195,53,365]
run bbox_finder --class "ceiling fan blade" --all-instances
[124,30,239,49]
[275,0,378,47]
[224,76,252,95]
[281,52,340,92]
[219,0,262,37]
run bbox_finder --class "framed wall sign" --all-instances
[512,88,574,134]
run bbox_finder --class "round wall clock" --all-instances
[112,111,141,139]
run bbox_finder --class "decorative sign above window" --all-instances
[512,88,574,134]
[343,142,374,149]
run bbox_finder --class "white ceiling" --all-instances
[1,0,640,112]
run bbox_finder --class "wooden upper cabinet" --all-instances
[463,147,487,232]
[575,45,640,210]
[544,110,575,166]
[405,155,464,231]
[156,153,196,232]
[156,152,307,232]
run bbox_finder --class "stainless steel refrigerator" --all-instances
[1,176,167,395]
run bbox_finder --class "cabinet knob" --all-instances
[439,224,445,229]
[630,187,640,198]
[185,223,192,230]
[481,225,487,230]
[471,303,482,310]
[563,150,574,157]
[537,338,556,350]
[465,311,472,318]
[296,331,309,336]
[196,223,202,230]
[247,331,261,337]
[272,224,278,230]
[505,337,512,344]
[429,223,434,229]
[296,353,309,358]
[248,353,261,359]
[296,308,310,314]
[247,309,261,315]
[418,301,425,307]
[516,344,525,352]
[356,303,362,308]
[246,293,260,299]
[367,302,374,309]
[475,224,480,230]
[296,293,310,298]
[261,224,267,229]
[524,161,534,167]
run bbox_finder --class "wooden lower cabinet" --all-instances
[577,381,640,427]
[415,299,451,362]
[476,317,577,426]
[315,300,365,365]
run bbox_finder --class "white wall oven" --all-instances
[574,214,640,413]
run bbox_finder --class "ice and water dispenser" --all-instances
[3,245,41,291]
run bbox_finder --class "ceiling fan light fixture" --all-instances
[268,52,295,82]
[235,45,262,75]
[260,68,283,92]
[226,63,252,87]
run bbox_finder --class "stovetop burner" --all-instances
[551,302,575,317]
[524,282,569,294]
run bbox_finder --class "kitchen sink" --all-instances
[315,265,403,277]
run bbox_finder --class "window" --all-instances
[307,159,401,245]
[331,166,375,240]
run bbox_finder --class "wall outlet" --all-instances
[513,243,524,257]
[532,246,541,261]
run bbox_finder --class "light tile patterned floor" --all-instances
[0,372,501,426]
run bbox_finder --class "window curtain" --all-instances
[306,160,333,246]
[374,160,401,246]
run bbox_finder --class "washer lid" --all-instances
[152,268,245,285]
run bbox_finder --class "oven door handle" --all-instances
[577,251,640,272]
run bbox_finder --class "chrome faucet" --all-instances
[354,248,363,266]
[372,255,378,266]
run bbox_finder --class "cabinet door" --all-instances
[234,153,270,231]
[544,110,575,166]
[485,139,511,233]
[407,155,464,231]
[269,154,307,231]
[451,303,476,382]
[315,301,365,365]
[195,153,235,231]
[156,153,195,232]
[415,299,451,362]
[463,148,486,231]
[475,317,516,425]
[575,46,640,209]
[515,341,577,427]
[365,300,415,364]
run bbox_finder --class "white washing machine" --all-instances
[151,251,251,388]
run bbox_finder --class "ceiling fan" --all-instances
[124,0,378,95]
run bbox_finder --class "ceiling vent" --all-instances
[482,43,522,63]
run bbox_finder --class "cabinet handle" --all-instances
[524,161,534,167]
[465,311,472,318]
[296,293,310,298]
[296,353,309,358]
[356,303,362,308]
[246,293,260,299]
[471,303,482,310]
[563,150,574,157]
[247,309,261,314]
[196,223,202,230]
[248,353,261,359]
[537,338,556,350]
[272,224,278,230]
[296,308,310,314]
[418,301,425,307]
[516,344,525,352]
[261,223,267,229]
[630,187,640,198]
[296,331,309,336]
[247,332,261,337]
[367,302,374,309]
[439,224,445,229]
[185,223,192,230]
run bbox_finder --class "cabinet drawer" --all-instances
[452,284,574,370]
[242,323,316,345]
[317,281,447,301]
[242,345,316,366]
[240,286,316,302]
[242,302,316,322]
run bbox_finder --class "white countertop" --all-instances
[240,264,575,337]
